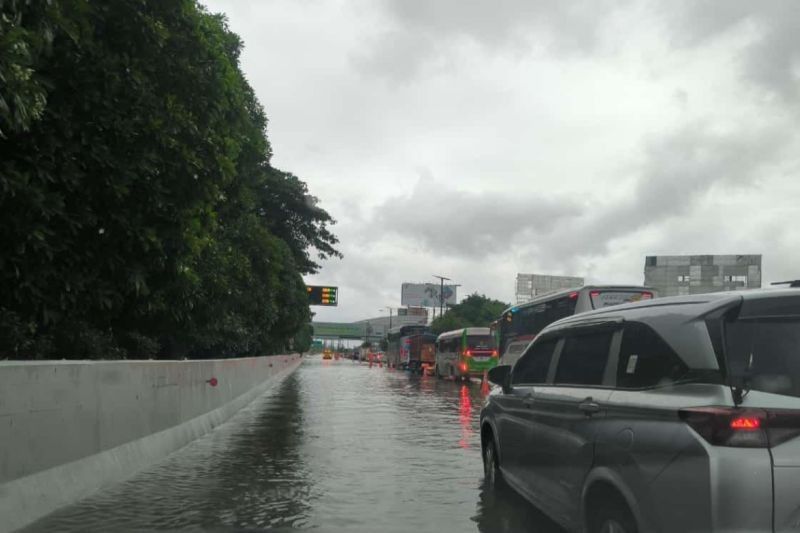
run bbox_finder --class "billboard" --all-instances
[307,285,338,306]
[401,283,457,307]
[396,307,429,318]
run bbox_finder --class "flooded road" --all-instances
[27,357,561,532]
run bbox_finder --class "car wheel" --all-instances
[588,496,637,533]
[482,438,503,488]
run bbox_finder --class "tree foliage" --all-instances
[0,0,339,359]
[430,294,509,335]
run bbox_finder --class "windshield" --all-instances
[467,336,494,350]
[590,290,654,309]
[726,318,800,398]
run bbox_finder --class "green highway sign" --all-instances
[311,322,363,339]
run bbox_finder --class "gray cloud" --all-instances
[539,121,789,260]
[352,0,629,79]
[371,177,584,257]
[372,121,789,273]
[659,1,800,102]
[204,0,800,321]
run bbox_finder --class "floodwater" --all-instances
[26,357,561,532]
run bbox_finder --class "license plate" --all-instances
[474,356,489,362]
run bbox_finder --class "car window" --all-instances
[616,322,688,389]
[726,317,800,397]
[512,338,558,385]
[554,330,614,386]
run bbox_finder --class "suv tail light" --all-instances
[491,349,498,358]
[463,350,472,357]
[680,407,800,448]
[680,407,768,448]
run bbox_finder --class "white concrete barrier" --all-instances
[0,354,302,532]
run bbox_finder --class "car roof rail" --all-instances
[772,280,800,288]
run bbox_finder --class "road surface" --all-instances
[26,357,561,532]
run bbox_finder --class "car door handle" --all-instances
[523,394,534,408]
[579,398,601,416]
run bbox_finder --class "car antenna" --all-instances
[771,280,800,288]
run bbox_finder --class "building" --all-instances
[515,273,585,304]
[644,255,762,297]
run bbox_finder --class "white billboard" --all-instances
[401,283,458,307]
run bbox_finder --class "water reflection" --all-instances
[27,358,561,532]
[474,480,563,533]
[459,384,473,450]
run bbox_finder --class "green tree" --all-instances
[430,293,509,335]
[0,1,338,359]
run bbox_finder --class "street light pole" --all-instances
[379,307,394,333]
[432,275,451,318]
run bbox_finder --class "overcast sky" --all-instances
[203,0,800,322]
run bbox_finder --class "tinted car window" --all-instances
[617,322,688,389]
[512,339,558,385]
[726,318,800,397]
[554,331,613,386]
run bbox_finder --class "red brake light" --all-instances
[680,407,768,448]
[568,291,579,300]
[590,290,600,298]
[730,417,761,430]
[641,292,653,299]
[464,350,472,357]
[491,349,498,357]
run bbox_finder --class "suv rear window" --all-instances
[726,318,800,398]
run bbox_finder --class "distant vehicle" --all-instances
[404,333,438,375]
[322,348,333,360]
[386,325,431,369]
[435,327,498,381]
[481,289,800,533]
[495,285,655,367]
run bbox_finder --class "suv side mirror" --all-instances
[488,365,512,392]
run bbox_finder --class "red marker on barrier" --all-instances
[207,377,218,387]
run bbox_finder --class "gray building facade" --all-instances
[644,254,762,297]
[515,273,585,304]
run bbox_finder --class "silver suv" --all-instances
[480,289,800,533]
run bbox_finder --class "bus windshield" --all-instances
[467,336,494,350]
[590,290,654,309]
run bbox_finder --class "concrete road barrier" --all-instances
[0,354,302,532]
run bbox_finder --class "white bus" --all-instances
[495,285,656,367]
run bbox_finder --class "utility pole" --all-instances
[432,275,451,318]
[379,307,394,332]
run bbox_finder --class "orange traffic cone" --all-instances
[481,370,490,395]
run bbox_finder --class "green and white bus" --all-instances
[435,327,498,381]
